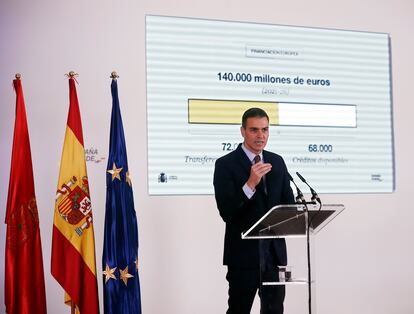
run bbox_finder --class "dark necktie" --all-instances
[253,155,267,194]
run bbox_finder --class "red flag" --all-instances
[5,77,47,314]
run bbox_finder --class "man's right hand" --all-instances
[246,162,272,190]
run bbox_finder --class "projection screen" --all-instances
[146,15,394,195]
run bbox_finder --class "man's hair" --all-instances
[241,108,269,128]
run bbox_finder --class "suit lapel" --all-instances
[235,144,252,175]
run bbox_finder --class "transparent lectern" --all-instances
[241,203,344,314]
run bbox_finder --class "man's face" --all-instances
[241,116,269,155]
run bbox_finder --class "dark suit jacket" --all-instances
[213,144,294,268]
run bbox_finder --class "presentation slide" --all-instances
[146,15,394,195]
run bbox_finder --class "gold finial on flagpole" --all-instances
[110,71,119,79]
[15,73,21,80]
[65,71,79,83]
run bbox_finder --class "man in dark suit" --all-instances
[213,108,294,314]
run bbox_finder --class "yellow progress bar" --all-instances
[188,99,279,125]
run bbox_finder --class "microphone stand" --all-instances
[294,199,312,314]
[305,202,312,314]
[289,172,313,314]
[296,172,323,314]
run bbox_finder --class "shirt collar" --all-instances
[241,143,263,163]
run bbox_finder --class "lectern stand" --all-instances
[241,203,344,314]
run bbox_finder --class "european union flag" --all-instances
[103,77,142,314]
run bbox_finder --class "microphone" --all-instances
[296,172,321,204]
[287,172,306,204]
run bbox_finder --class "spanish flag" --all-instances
[5,76,47,314]
[51,74,99,313]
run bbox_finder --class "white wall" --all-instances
[0,0,413,313]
